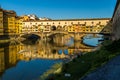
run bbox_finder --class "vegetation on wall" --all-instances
[45,39,120,80]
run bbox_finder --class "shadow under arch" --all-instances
[51,25,57,31]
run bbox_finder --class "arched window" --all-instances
[57,25,62,31]
[51,26,56,31]
[91,22,94,24]
[99,22,101,24]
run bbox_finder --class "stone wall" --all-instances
[112,0,120,40]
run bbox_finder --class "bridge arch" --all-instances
[63,25,68,31]
[57,25,62,31]
[20,33,41,40]
[51,25,57,31]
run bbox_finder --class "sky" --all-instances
[0,0,117,19]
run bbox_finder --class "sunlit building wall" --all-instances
[3,10,16,36]
[15,18,19,34]
[0,8,4,36]
[22,18,110,34]
[15,17,23,34]
[21,15,30,21]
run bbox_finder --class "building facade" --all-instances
[22,18,110,34]
[3,10,16,36]
[0,8,17,37]
[0,8,4,36]
[0,8,111,37]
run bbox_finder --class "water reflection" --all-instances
[0,33,101,80]
[83,34,103,46]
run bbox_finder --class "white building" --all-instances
[27,14,39,20]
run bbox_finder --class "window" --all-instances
[59,22,60,24]
[78,22,80,24]
[53,22,54,24]
[47,23,49,24]
[90,26,93,28]
[71,22,73,24]
[99,22,101,24]
[91,22,94,24]
[106,21,109,24]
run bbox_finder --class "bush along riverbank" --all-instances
[45,39,120,80]
[39,62,62,80]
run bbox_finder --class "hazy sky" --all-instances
[0,0,117,19]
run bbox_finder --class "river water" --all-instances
[0,34,103,80]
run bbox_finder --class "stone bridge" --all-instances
[19,31,86,41]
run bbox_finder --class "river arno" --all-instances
[0,34,102,80]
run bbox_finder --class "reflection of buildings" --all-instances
[0,45,17,75]
[0,34,94,76]
[0,44,26,76]
[18,34,93,60]
[0,48,5,75]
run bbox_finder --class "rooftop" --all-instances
[23,18,111,22]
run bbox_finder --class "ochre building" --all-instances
[22,18,110,34]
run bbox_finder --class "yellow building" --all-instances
[0,8,4,36]
[68,25,75,32]
[15,18,20,34]
[68,49,75,54]
[3,10,16,36]
[21,15,30,21]
[15,17,23,34]
[0,8,19,37]
[8,17,16,35]
[80,26,86,32]
[72,24,81,32]
[0,8,23,37]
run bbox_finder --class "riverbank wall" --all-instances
[112,0,120,40]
